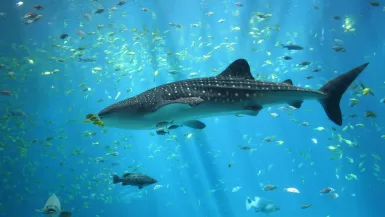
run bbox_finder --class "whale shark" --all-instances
[98,59,369,130]
[36,194,71,217]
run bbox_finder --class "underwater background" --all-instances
[0,0,384,216]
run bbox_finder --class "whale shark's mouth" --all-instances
[46,208,58,213]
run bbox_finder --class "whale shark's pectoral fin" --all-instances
[288,100,303,109]
[243,105,263,116]
[181,120,206,129]
[154,97,204,112]
[35,209,44,213]
[59,211,72,217]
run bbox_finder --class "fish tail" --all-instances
[318,62,369,126]
[112,174,121,184]
[280,44,286,48]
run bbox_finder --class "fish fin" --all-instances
[245,197,253,210]
[242,111,259,116]
[288,100,303,109]
[35,209,44,213]
[280,44,286,48]
[244,105,263,115]
[59,212,72,217]
[112,174,121,184]
[318,63,369,126]
[217,59,254,80]
[155,97,204,111]
[182,120,206,129]
[138,186,143,189]
[122,173,132,177]
[282,79,293,85]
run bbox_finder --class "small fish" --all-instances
[312,68,321,72]
[167,124,181,130]
[284,187,300,193]
[333,16,341,20]
[301,204,312,209]
[112,173,157,189]
[235,2,243,6]
[304,75,314,79]
[320,187,334,194]
[281,44,304,50]
[239,146,251,150]
[156,121,170,128]
[232,186,242,192]
[365,111,376,118]
[257,13,271,18]
[78,57,96,62]
[0,12,6,19]
[95,8,105,14]
[9,110,26,117]
[369,2,380,7]
[263,184,278,191]
[60,34,68,39]
[33,5,44,10]
[117,1,126,6]
[332,46,345,52]
[0,90,12,96]
[299,61,311,67]
[283,56,292,60]
[156,128,169,135]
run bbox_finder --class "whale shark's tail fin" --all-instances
[318,62,369,126]
[245,196,261,210]
[60,211,72,217]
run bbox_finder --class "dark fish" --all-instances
[369,2,380,7]
[263,184,278,191]
[98,59,369,129]
[0,90,12,96]
[333,16,341,20]
[78,57,96,62]
[112,173,157,189]
[33,5,44,10]
[304,75,314,79]
[281,44,304,50]
[156,128,169,135]
[320,187,334,194]
[257,14,271,18]
[283,56,292,60]
[299,61,311,67]
[95,8,105,14]
[167,124,181,130]
[301,204,312,209]
[9,110,26,117]
[117,1,126,6]
[156,121,170,128]
[60,34,68,39]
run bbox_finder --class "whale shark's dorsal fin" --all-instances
[217,59,254,80]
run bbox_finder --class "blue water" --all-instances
[0,0,384,216]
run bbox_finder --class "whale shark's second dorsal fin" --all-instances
[217,59,254,80]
